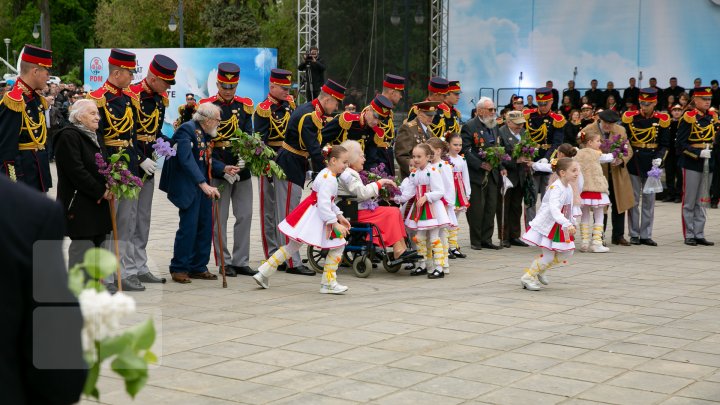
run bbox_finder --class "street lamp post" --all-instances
[391,0,424,111]
[3,38,10,75]
[167,0,184,48]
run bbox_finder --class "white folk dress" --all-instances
[449,154,471,209]
[434,160,458,228]
[522,179,576,252]
[396,165,451,230]
[278,168,347,249]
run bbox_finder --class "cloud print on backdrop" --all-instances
[449,0,720,118]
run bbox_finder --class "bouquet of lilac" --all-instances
[601,134,630,158]
[643,166,664,194]
[512,139,539,160]
[478,146,512,169]
[358,163,401,208]
[151,137,176,160]
[95,149,143,200]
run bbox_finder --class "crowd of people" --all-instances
[2,43,718,296]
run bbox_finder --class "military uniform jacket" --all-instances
[431,102,461,138]
[394,118,430,179]
[87,81,142,176]
[460,116,501,187]
[200,94,254,181]
[159,120,211,210]
[177,103,196,126]
[523,108,566,161]
[253,94,295,152]
[676,109,718,173]
[322,110,380,169]
[129,80,169,178]
[276,99,328,187]
[622,110,670,177]
[0,79,52,191]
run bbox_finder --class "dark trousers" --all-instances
[496,183,523,241]
[466,172,498,246]
[68,234,108,270]
[665,150,682,199]
[605,174,626,240]
[170,191,212,274]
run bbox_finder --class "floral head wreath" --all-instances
[577,131,587,144]
[550,158,559,172]
[322,145,333,160]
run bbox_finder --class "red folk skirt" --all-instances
[357,206,407,246]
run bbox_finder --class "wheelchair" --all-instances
[305,197,408,278]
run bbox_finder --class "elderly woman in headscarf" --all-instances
[337,140,418,265]
[54,99,113,269]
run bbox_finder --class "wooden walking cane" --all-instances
[207,142,227,288]
[108,197,122,291]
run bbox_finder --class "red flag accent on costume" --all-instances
[285,191,318,227]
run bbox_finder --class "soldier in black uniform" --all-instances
[523,87,566,223]
[677,87,716,246]
[87,48,144,292]
[663,104,684,203]
[200,62,255,278]
[622,88,670,246]
[0,44,53,192]
[126,54,177,284]
[175,93,197,127]
[254,68,295,262]
[322,94,392,170]
[439,80,463,135]
[373,73,405,176]
[275,79,346,275]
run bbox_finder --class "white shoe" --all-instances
[320,282,348,294]
[589,243,609,253]
[520,274,542,291]
[253,272,269,289]
[579,243,589,253]
[537,273,549,285]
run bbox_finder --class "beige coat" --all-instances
[575,148,609,193]
[394,119,430,179]
[580,122,635,213]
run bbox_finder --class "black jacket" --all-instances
[460,116,501,186]
[497,125,528,187]
[54,125,112,238]
[0,176,87,405]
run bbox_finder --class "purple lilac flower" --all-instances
[647,166,662,179]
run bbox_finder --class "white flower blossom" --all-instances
[78,289,136,360]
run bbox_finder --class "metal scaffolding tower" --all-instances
[429,0,448,78]
[297,0,320,103]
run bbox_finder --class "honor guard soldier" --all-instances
[440,80,463,134]
[175,93,197,128]
[523,87,567,222]
[254,68,295,261]
[395,101,440,179]
[374,74,405,175]
[87,49,146,292]
[677,87,717,246]
[125,54,178,284]
[407,77,449,124]
[0,44,53,191]
[200,62,257,278]
[322,94,393,170]
[275,79,346,275]
[622,88,670,246]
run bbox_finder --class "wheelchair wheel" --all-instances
[306,245,328,274]
[383,255,402,273]
[352,255,373,278]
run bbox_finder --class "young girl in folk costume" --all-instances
[575,131,616,253]
[253,146,352,294]
[445,132,470,259]
[395,144,451,279]
[547,144,583,223]
[426,137,456,275]
[521,158,580,291]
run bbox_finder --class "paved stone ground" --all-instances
[52,170,720,405]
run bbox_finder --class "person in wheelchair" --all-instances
[337,140,419,266]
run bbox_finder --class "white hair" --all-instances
[192,102,221,122]
[476,97,494,109]
[340,140,363,164]
[68,99,97,124]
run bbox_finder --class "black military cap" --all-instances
[598,109,620,123]
[369,94,393,117]
[149,54,178,85]
[383,74,405,91]
[428,77,449,94]
[108,48,137,72]
[321,79,346,101]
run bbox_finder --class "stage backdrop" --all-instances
[449,0,720,118]
[84,48,277,137]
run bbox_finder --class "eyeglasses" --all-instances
[481,107,497,112]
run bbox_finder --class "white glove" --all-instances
[140,158,157,175]
[223,173,237,184]
[237,158,246,170]
[532,158,552,173]
[234,174,241,182]
[652,158,662,167]
[700,149,712,159]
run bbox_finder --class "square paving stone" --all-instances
[249,369,336,391]
[333,346,410,365]
[195,359,282,381]
[481,352,561,373]
[307,379,398,402]
[541,361,625,383]
[477,387,566,405]
[242,349,320,368]
[411,376,496,399]
[373,389,465,405]
[578,384,668,405]
[449,363,530,385]
[511,373,595,397]
[634,359,717,379]
[512,342,588,360]
[607,371,694,394]
[675,381,720,401]
[349,365,434,388]
[388,355,468,374]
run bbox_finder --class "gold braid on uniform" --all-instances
[690,121,715,142]
[18,109,47,149]
[268,110,290,142]
[628,124,656,143]
[102,106,133,139]
[298,113,322,151]
[525,121,548,144]
[136,104,160,135]
[216,115,239,141]
[429,119,446,138]
[0,92,24,112]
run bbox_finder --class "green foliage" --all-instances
[60,65,83,85]
[230,130,286,179]
[67,247,117,295]
[201,0,260,47]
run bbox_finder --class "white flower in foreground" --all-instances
[78,289,136,359]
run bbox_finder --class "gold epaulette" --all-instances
[177,105,185,115]
[553,116,567,128]
[162,93,169,107]
[654,112,671,128]
[339,112,358,130]
[682,111,697,124]
[287,95,296,110]
[622,110,638,124]
[243,103,254,115]
[0,89,25,112]
[39,95,48,110]
[255,100,272,118]
[310,111,323,129]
